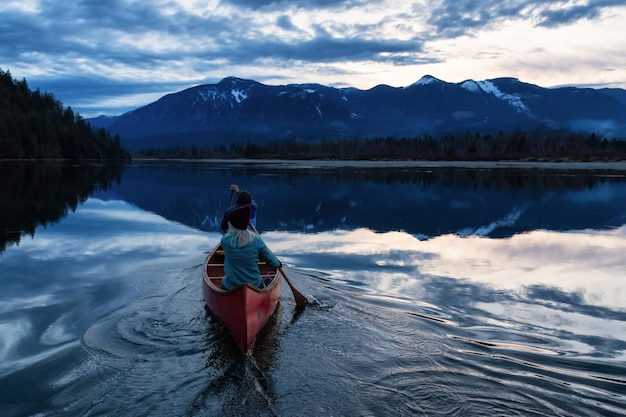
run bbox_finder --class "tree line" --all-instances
[136,130,626,161]
[0,69,131,161]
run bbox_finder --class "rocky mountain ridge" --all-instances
[88,75,626,150]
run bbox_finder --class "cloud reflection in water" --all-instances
[0,198,213,378]
[260,225,626,358]
[3,178,626,415]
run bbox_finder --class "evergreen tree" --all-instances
[0,68,132,161]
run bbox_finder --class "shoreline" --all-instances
[134,158,626,170]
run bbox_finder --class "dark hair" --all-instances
[236,190,252,204]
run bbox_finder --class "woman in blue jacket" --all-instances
[220,205,281,291]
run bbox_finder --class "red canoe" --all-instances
[202,243,282,352]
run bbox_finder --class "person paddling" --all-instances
[220,205,282,291]
[220,184,257,232]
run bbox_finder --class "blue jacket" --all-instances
[220,234,281,291]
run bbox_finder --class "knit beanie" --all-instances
[228,205,251,230]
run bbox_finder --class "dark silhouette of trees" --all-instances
[0,68,131,161]
[136,129,626,161]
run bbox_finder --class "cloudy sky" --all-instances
[1,0,625,117]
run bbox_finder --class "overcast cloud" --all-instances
[1,0,625,117]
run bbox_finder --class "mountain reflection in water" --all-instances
[100,161,626,239]
[0,161,625,417]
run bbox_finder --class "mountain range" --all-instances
[87,76,626,151]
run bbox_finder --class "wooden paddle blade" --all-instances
[249,222,309,307]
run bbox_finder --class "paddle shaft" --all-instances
[248,222,309,307]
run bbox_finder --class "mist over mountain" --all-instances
[88,76,626,151]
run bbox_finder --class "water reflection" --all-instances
[258,226,626,361]
[94,162,626,239]
[295,228,622,304]
[0,198,211,380]
[3,161,626,244]
[0,161,126,253]
[1,162,626,416]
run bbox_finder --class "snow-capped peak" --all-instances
[412,75,442,86]
[460,80,481,93]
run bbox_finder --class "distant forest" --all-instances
[0,69,131,161]
[137,130,626,162]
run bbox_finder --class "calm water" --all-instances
[1,161,625,416]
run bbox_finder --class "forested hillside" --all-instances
[137,131,626,162]
[0,69,131,161]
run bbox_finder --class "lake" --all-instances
[1,160,625,416]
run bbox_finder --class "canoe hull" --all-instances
[202,243,282,352]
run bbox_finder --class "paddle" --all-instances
[248,222,309,308]
[226,189,308,307]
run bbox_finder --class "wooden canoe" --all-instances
[202,243,282,352]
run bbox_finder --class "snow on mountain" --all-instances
[411,75,442,86]
[87,75,626,150]
[461,79,528,113]
[196,87,227,102]
[460,80,481,93]
[231,89,248,103]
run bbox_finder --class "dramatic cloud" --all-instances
[1,0,625,116]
